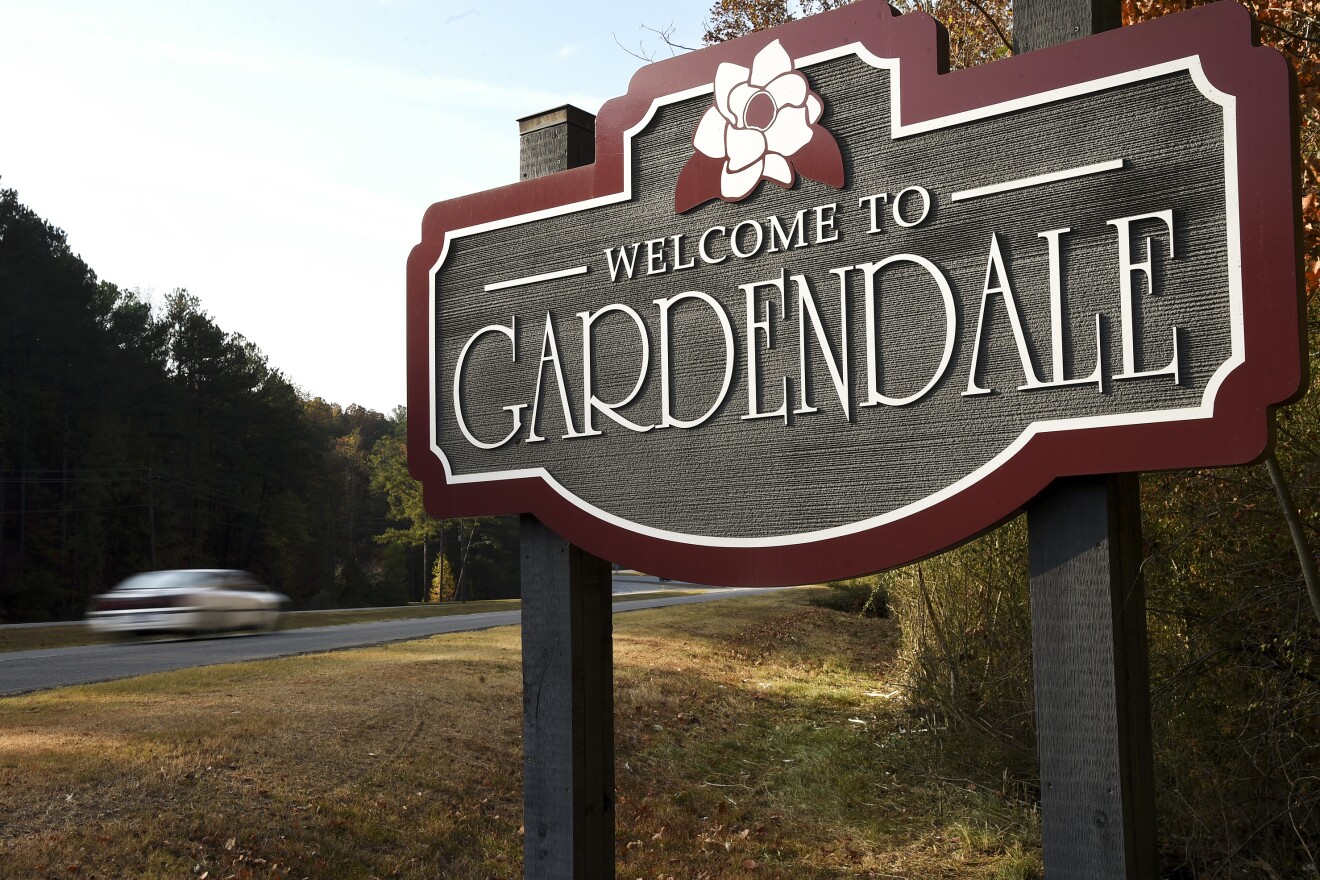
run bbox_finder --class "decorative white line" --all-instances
[949,158,1126,202]
[484,264,589,292]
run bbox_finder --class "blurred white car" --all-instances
[85,570,290,635]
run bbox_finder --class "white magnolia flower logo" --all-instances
[676,39,844,213]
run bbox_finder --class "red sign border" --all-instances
[406,0,1303,587]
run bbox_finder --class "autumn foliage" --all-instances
[1127,1,1320,295]
[702,1,1320,874]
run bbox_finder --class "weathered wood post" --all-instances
[516,105,616,880]
[1017,4,1158,878]
[1028,476,1155,877]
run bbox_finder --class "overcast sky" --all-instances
[0,0,713,414]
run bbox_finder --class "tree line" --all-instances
[0,186,515,623]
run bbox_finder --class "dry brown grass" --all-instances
[0,589,1040,879]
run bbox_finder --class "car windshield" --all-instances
[113,572,215,591]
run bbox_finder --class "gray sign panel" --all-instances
[407,3,1299,583]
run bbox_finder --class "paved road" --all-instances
[0,575,699,633]
[610,573,693,594]
[0,587,785,696]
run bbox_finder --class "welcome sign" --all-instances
[406,1,1302,586]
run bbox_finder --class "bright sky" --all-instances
[0,0,713,414]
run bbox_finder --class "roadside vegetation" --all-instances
[701,2,1320,874]
[0,588,1043,879]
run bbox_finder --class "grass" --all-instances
[0,591,694,653]
[0,588,1041,878]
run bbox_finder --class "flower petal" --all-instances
[763,152,794,186]
[727,81,758,127]
[726,125,767,173]
[750,39,792,88]
[765,72,807,110]
[714,62,750,123]
[721,158,764,200]
[764,104,813,158]
[805,92,823,125]
[693,107,728,159]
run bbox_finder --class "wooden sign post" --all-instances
[1017,6,1156,876]
[406,4,1302,876]
[520,513,614,878]
[516,107,615,880]
[1029,475,1155,877]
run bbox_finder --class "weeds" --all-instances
[811,576,889,618]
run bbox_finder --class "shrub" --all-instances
[813,576,889,617]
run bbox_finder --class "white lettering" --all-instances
[1108,209,1180,384]
[814,202,840,243]
[892,185,932,228]
[654,291,735,430]
[794,271,851,420]
[964,234,1046,396]
[527,313,589,442]
[859,254,955,407]
[453,319,527,450]
[768,208,809,253]
[577,304,654,436]
[729,219,764,259]
[1034,227,1103,391]
[604,243,641,282]
[699,225,728,265]
[671,233,697,271]
[645,238,667,276]
[858,193,889,234]
[742,275,790,423]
